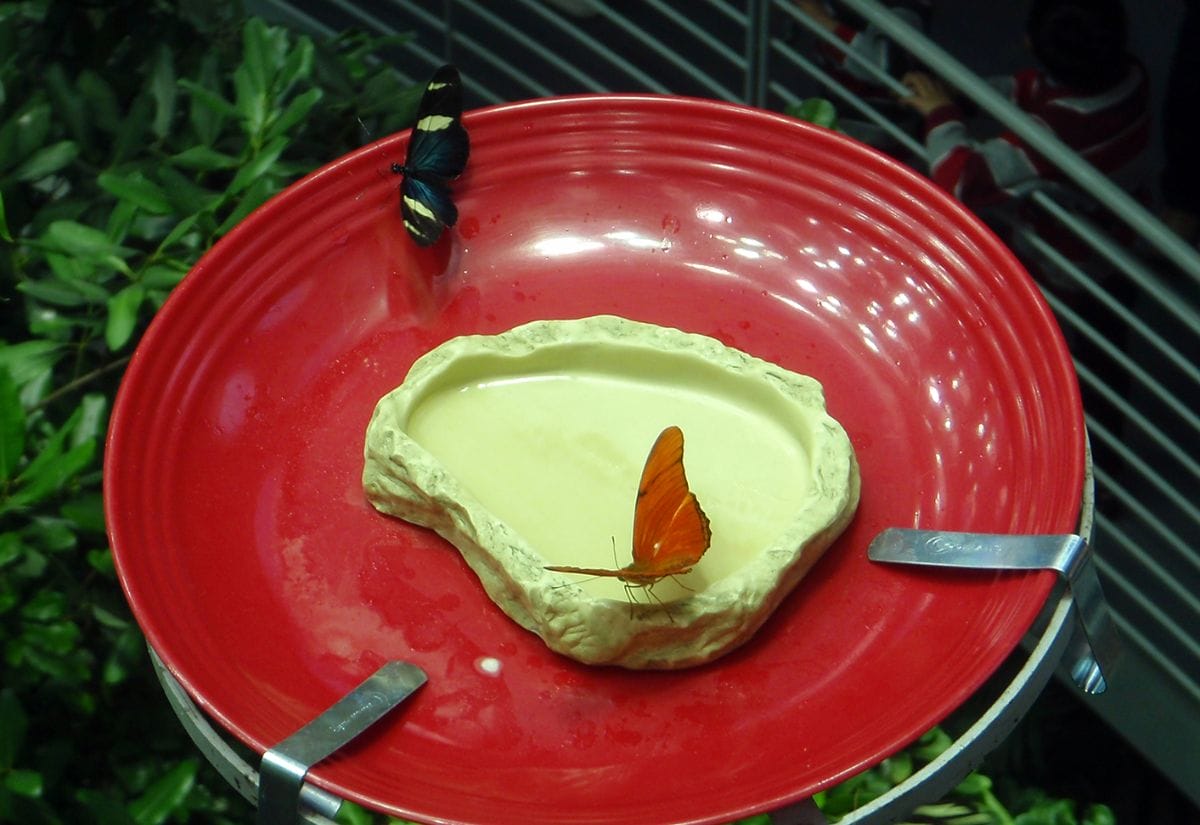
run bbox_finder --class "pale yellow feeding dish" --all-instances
[363,315,860,668]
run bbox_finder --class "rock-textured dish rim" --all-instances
[363,315,861,668]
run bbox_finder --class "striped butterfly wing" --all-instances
[627,426,712,581]
[394,64,470,246]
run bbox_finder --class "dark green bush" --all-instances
[0,2,417,821]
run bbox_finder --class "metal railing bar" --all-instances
[746,0,771,106]
[1030,191,1200,334]
[1041,292,1200,446]
[456,0,608,94]
[835,0,1200,284]
[1094,568,1200,703]
[1013,223,1200,392]
[1083,367,1200,490]
[387,0,444,33]
[443,32,520,104]
[704,0,749,27]
[1089,366,1200,488]
[506,0,672,93]
[250,0,338,37]
[1080,395,1200,531]
[1092,462,1200,589]
[778,0,912,99]
[583,3,739,100]
[1093,534,1200,681]
[769,38,928,159]
[638,0,745,69]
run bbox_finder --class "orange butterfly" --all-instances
[546,425,712,589]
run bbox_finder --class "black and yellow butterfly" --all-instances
[391,65,470,246]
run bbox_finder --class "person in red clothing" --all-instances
[796,0,932,98]
[901,0,1148,512]
[898,0,1149,214]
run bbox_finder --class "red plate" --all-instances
[105,95,1083,824]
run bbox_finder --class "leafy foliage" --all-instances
[815,728,1115,824]
[0,1,1123,823]
[0,1,418,821]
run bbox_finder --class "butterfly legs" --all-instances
[621,576,694,624]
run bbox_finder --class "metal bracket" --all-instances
[868,528,1119,694]
[257,661,427,825]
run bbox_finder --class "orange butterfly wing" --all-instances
[623,425,712,583]
[544,426,712,585]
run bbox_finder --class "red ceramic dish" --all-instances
[105,95,1084,824]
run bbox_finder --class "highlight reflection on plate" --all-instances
[105,95,1084,825]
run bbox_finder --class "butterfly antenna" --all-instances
[356,116,374,144]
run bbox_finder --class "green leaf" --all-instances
[127,760,198,825]
[112,91,154,165]
[227,136,288,196]
[179,77,238,120]
[168,145,240,171]
[0,368,25,482]
[106,198,139,245]
[21,619,82,655]
[233,63,268,138]
[0,533,21,567]
[44,63,88,146]
[105,284,146,351]
[787,97,840,130]
[240,17,273,94]
[155,214,201,255]
[276,36,315,99]
[335,801,375,825]
[87,548,116,576]
[0,341,62,385]
[265,86,323,143]
[91,605,131,630]
[241,18,292,100]
[3,768,43,798]
[8,409,95,510]
[12,139,79,181]
[154,165,219,217]
[12,101,52,160]
[0,189,11,241]
[45,249,97,282]
[98,170,173,215]
[184,53,230,144]
[954,771,993,797]
[912,727,954,762]
[20,589,67,621]
[26,516,77,552]
[41,220,134,261]
[78,69,122,135]
[140,264,187,290]
[71,393,107,448]
[76,788,138,825]
[217,175,277,235]
[16,276,108,307]
[1082,804,1116,825]
[149,45,177,140]
[102,626,143,686]
[0,689,27,769]
[60,492,106,533]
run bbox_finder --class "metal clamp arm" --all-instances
[867,528,1119,694]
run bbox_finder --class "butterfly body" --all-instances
[546,426,712,591]
[393,65,469,246]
